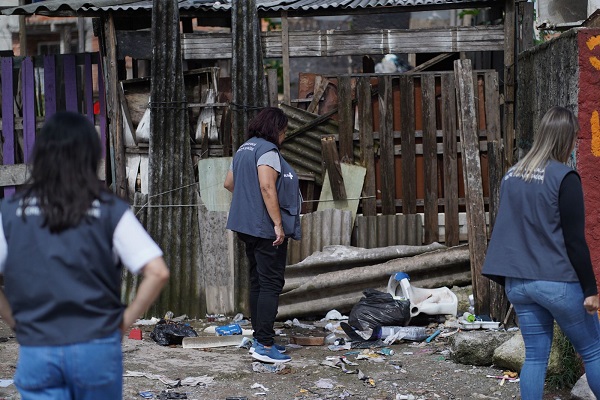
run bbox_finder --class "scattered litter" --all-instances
[358,370,375,387]
[396,395,416,400]
[157,390,187,399]
[290,318,316,330]
[134,317,161,326]
[286,343,302,349]
[233,313,245,322]
[150,319,198,346]
[425,329,441,343]
[320,310,348,321]
[129,328,143,340]
[327,343,352,351]
[377,347,395,356]
[205,313,226,322]
[0,379,13,387]
[290,335,325,346]
[315,378,336,389]
[171,314,188,322]
[239,337,253,349]
[251,383,269,392]
[252,362,287,373]
[486,374,519,384]
[124,371,214,387]
[139,391,154,398]
[164,311,174,320]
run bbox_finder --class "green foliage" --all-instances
[546,326,583,390]
[458,9,480,19]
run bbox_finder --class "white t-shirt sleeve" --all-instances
[0,215,6,274]
[113,210,163,275]
[257,150,281,173]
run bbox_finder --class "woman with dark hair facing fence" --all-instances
[482,106,600,399]
[0,111,169,399]
[224,107,301,363]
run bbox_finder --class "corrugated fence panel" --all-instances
[355,214,423,248]
[288,208,353,265]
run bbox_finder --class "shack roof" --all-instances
[1,0,498,17]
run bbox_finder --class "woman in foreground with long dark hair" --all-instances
[0,111,169,399]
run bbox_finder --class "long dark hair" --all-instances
[246,107,288,147]
[20,111,107,232]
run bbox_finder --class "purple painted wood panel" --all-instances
[22,57,35,163]
[98,58,107,159]
[44,55,57,119]
[2,58,15,197]
[63,54,78,112]
[84,53,94,123]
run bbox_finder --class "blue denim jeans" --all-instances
[506,278,600,400]
[14,331,123,400]
[238,233,288,347]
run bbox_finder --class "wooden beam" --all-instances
[281,11,290,106]
[103,13,127,198]
[321,136,347,201]
[411,53,454,73]
[306,75,329,114]
[337,75,354,163]
[358,76,376,217]
[504,0,515,166]
[441,73,459,247]
[454,58,489,317]
[421,74,438,243]
[378,75,396,215]
[266,68,278,107]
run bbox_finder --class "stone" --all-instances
[571,374,596,400]
[492,331,561,375]
[448,331,514,366]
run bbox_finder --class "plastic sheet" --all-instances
[150,319,199,346]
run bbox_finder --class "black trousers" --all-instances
[238,233,288,346]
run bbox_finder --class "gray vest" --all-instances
[226,137,301,240]
[2,193,129,346]
[482,160,579,285]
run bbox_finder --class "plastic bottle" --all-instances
[324,333,337,344]
[379,326,427,341]
[215,323,243,336]
[463,312,476,322]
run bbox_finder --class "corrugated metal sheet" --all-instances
[287,209,353,265]
[2,0,498,16]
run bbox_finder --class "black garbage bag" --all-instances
[348,288,411,330]
[150,319,198,346]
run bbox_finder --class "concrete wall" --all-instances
[517,27,600,292]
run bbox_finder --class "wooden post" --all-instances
[2,58,15,197]
[504,0,516,166]
[307,75,329,114]
[378,75,396,215]
[454,59,490,316]
[441,73,459,246]
[281,11,290,106]
[321,136,347,201]
[421,74,439,243]
[267,68,278,107]
[358,76,376,216]
[18,0,26,56]
[103,13,127,198]
[399,75,416,215]
[337,75,354,163]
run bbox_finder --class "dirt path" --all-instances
[0,319,571,400]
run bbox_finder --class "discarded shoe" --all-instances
[249,342,286,354]
[251,342,291,363]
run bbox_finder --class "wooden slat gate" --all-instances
[0,53,107,195]
[300,71,501,247]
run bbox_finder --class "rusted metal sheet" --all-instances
[287,209,353,265]
[278,244,470,319]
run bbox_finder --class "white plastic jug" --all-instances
[387,272,458,318]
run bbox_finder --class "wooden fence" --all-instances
[294,70,500,247]
[0,53,106,195]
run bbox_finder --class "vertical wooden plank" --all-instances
[63,54,78,112]
[399,75,416,214]
[337,75,354,163]
[484,72,501,142]
[2,58,15,197]
[441,73,459,247]
[84,53,94,123]
[454,59,489,317]
[358,76,376,216]
[307,75,329,114]
[266,68,278,107]
[22,57,35,163]
[504,0,516,166]
[321,136,347,201]
[421,74,438,244]
[98,55,107,159]
[522,2,534,51]
[44,55,57,119]
[104,13,127,198]
[281,11,290,106]
[378,75,395,215]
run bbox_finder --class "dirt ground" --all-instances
[0,317,572,400]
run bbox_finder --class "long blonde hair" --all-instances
[512,106,578,181]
